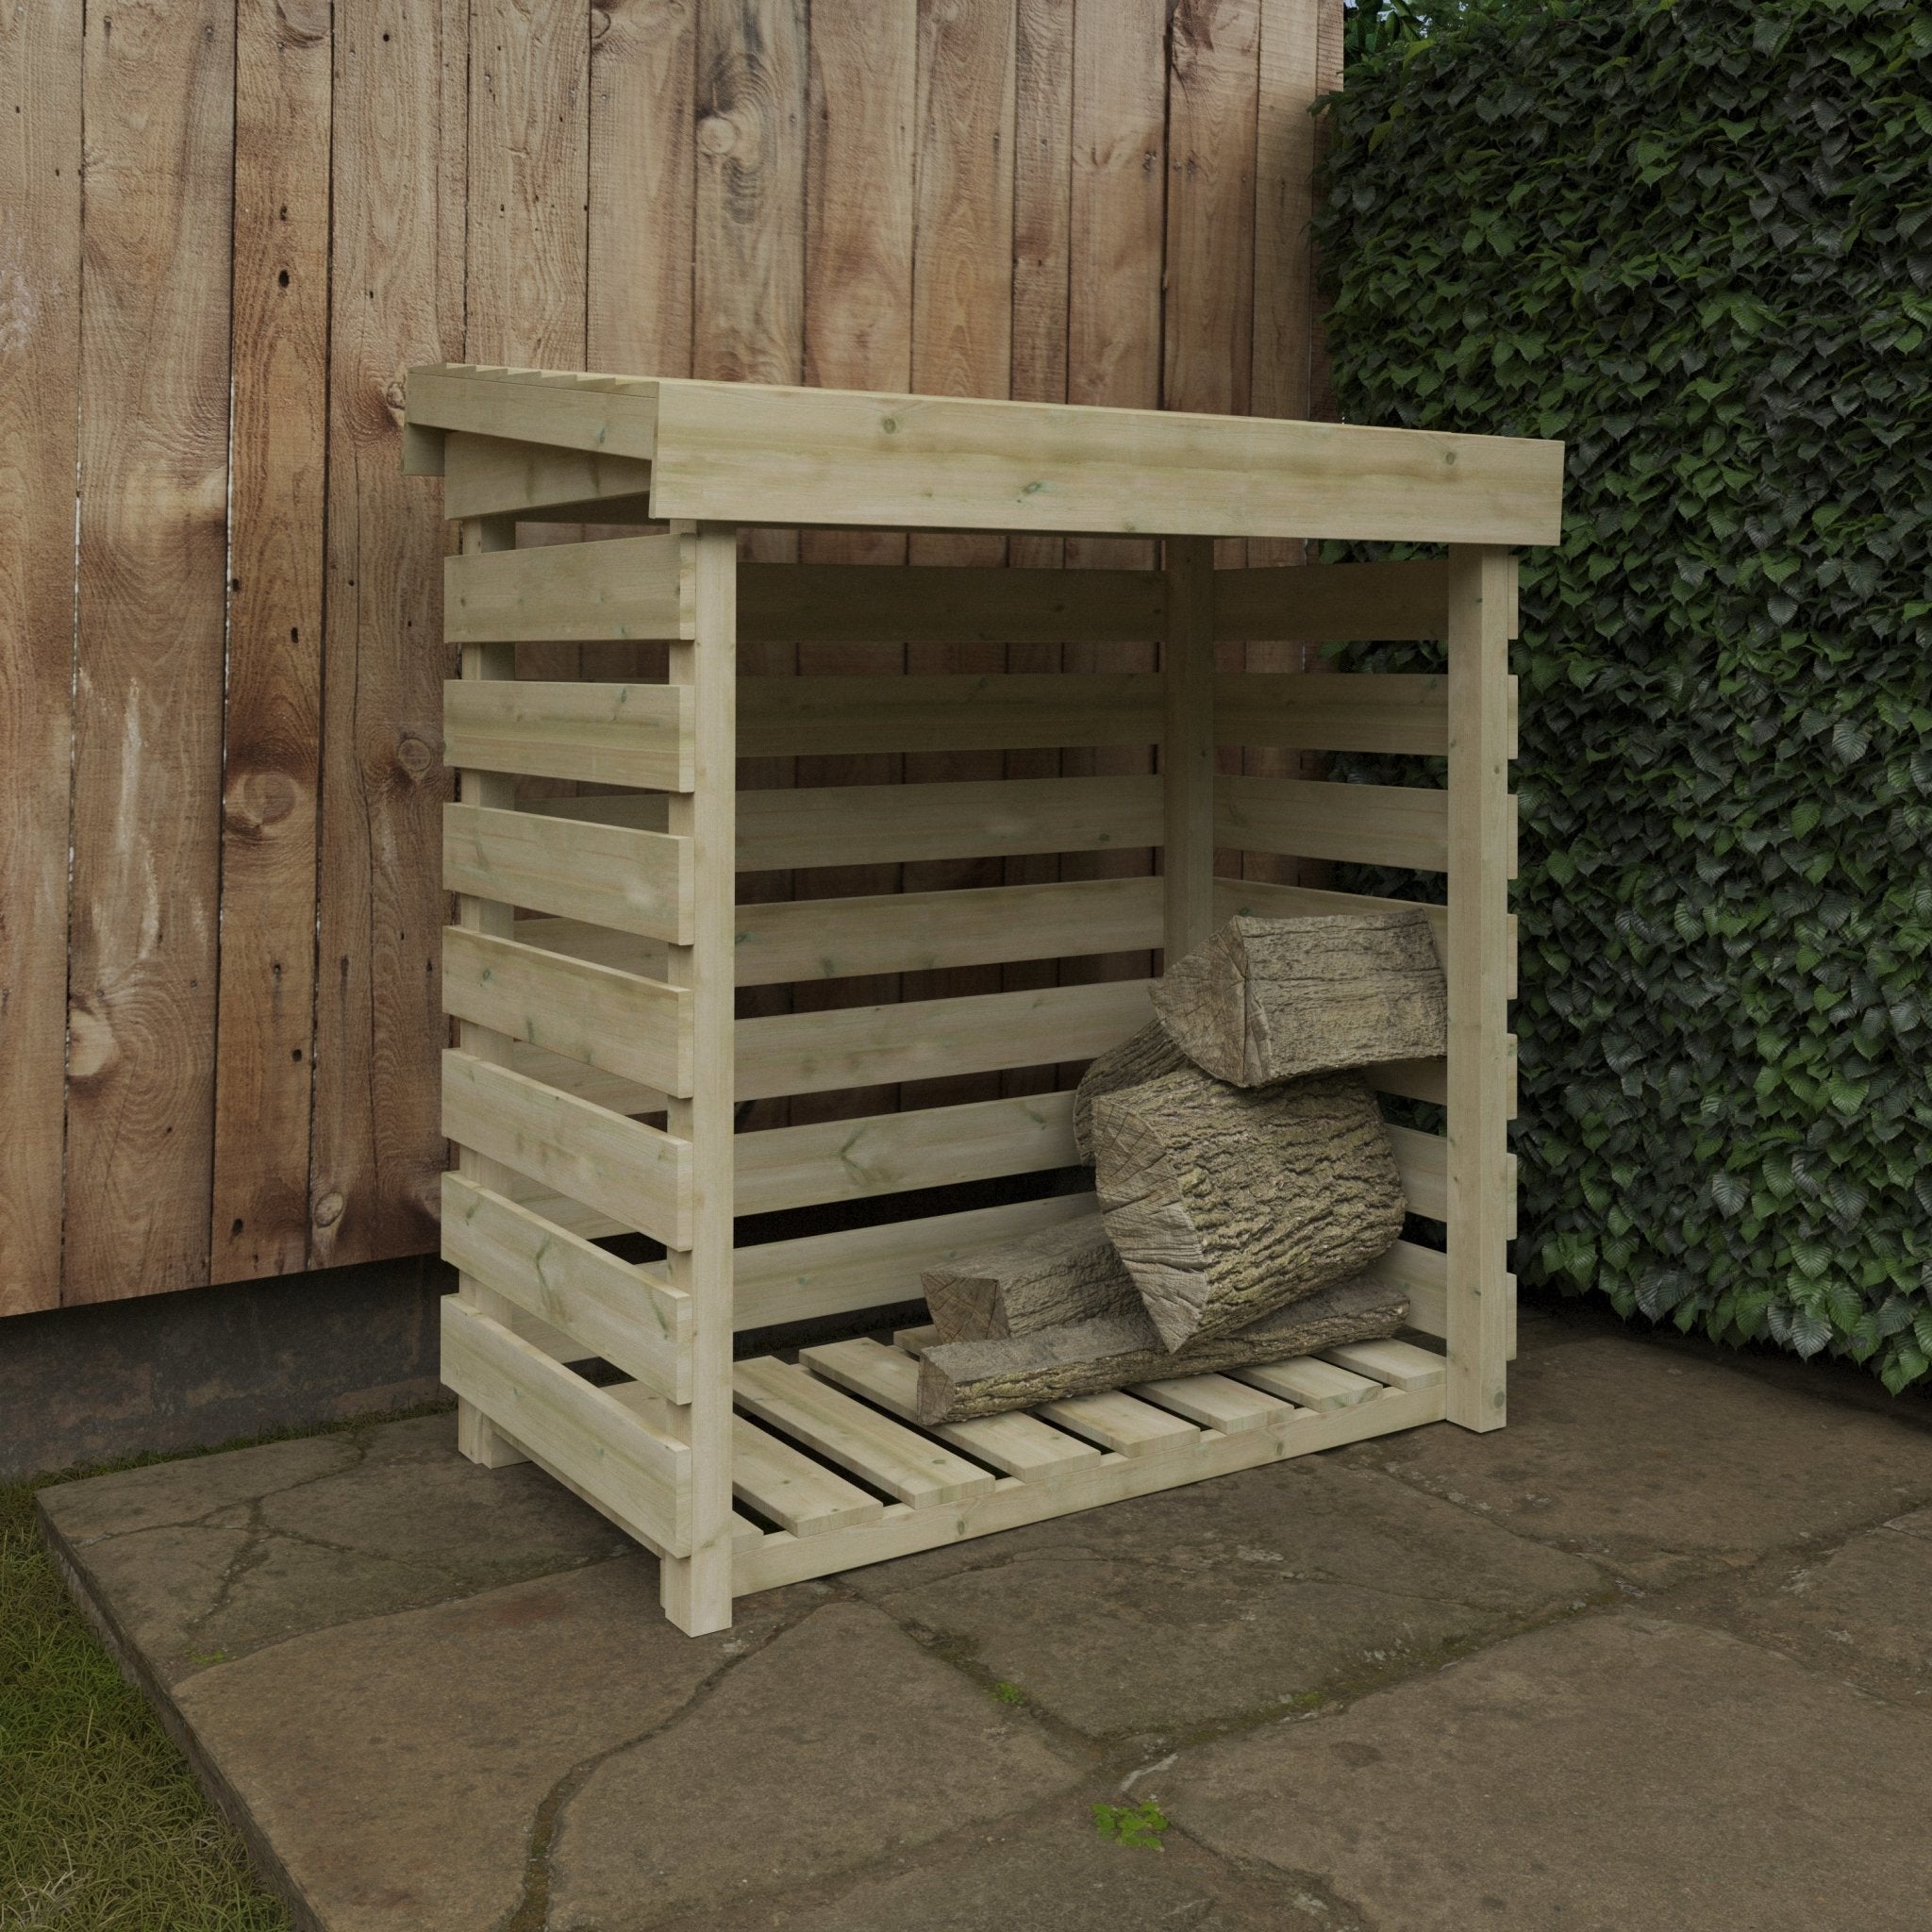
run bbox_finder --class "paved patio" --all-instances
[40,1302,1932,1931]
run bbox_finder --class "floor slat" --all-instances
[1035,1388,1203,1457]
[1227,1356,1383,1411]
[1322,1338,1448,1392]
[1128,1372,1301,1434]
[731,1416,886,1537]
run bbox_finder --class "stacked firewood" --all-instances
[913,911,1447,1424]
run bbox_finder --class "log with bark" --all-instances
[915,1270,1407,1424]
[1071,1020,1191,1160]
[1151,912,1447,1087]
[923,1211,1141,1344]
[1092,1064,1405,1351]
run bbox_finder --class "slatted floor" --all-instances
[699,1327,1451,1592]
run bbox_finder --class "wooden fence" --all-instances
[0,0,1341,1318]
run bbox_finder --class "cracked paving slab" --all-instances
[1664,1503,1932,1709]
[1335,1334,1932,1586]
[40,1413,632,1684]
[1162,1608,1932,1932]
[640,1797,1351,1932]
[841,1459,1607,1740]
[167,1556,808,1932]
[543,1599,1087,1930]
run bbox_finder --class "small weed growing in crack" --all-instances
[990,1680,1025,1707]
[1092,1798,1168,1850]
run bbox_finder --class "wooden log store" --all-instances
[404,365,1565,1635]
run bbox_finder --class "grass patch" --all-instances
[0,1473,291,1930]
[1091,1798,1169,1850]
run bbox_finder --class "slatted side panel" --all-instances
[0,0,1345,1318]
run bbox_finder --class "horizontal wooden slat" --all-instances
[441,1173,691,1401]
[441,428,655,520]
[733,1357,997,1507]
[514,875,1164,987]
[1388,1122,1518,1237]
[1129,1373,1298,1433]
[408,365,658,460]
[1323,1337,1446,1392]
[798,1339,1103,1483]
[642,375,1565,546]
[443,678,692,789]
[739,561,1166,645]
[731,1416,886,1536]
[1211,559,1453,642]
[443,532,690,644]
[1034,1389,1202,1457]
[445,803,692,941]
[1362,1238,1518,1358]
[442,1048,691,1247]
[734,1384,1446,1594]
[736,978,1153,1102]
[732,1193,1099,1330]
[441,1298,688,1552]
[1215,774,1452,873]
[524,775,1165,873]
[739,673,1160,757]
[1211,876,1518,1003]
[736,1091,1079,1216]
[1229,1355,1380,1411]
[729,875,1164,985]
[442,926,691,1096]
[1215,673,1519,758]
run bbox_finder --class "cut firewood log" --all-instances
[1072,1020,1190,1160]
[1151,912,1447,1086]
[923,1211,1141,1344]
[1092,1065,1405,1351]
[915,1271,1407,1424]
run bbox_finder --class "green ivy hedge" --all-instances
[1312,0,1932,1388]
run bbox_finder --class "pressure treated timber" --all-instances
[734,1376,1448,1595]
[798,1339,1103,1483]
[1362,1239,1517,1358]
[737,673,1161,758]
[1126,1374,1295,1433]
[736,978,1153,1102]
[443,532,691,644]
[443,678,693,790]
[732,1357,998,1507]
[1229,1355,1380,1411]
[730,1417,886,1537]
[1389,1122,1518,1238]
[513,875,1165,987]
[1445,544,1516,1432]
[1215,774,1448,874]
[738,561,1166,646]
[441,1173,692,1401]
[442,1049,691,1248]
[1210,558,1453,642]
[407,366,659,462]
[731,1193,1099,1331]
[1215,673,1520,759]
[1164,537,1218,957]
[441,927,692,1098]
[1324,1337,1447,1393]
[440,1298,689,1553]
[441,428,655,521]
[445,803,693,942]
[735,1092,1079,1218]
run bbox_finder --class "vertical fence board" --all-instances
[0,0,1335,1318]
[1058,0,1165,1007]
[0,0,83,1315]
[65,0,235,1305]
[211,0,333,1285]
[696,0,808,1131]
[897,0,1018,1115]
[310,0,468,1270]
[787,0,918,1129]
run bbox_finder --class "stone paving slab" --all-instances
[847,1458,1607,1741]
[40,1414,630,1685]
[1337,1334,1932,1585]
[546,1600,1084,1929]
[1162,1609,1932,1932]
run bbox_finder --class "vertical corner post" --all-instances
[1162,536,1218,962]
[1444,543,1515,1430]
[658,521,738,1634]
[449,509,528,1469]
